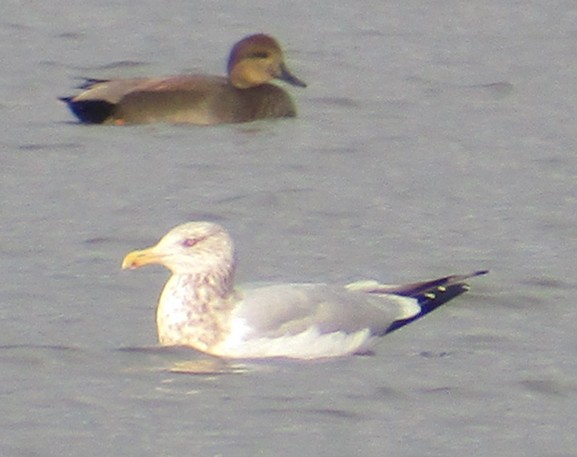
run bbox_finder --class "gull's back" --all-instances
[213,283,421,359]
[212,271,486,359]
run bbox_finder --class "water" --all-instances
[2,1,577,456]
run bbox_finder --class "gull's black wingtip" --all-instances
[472,270,489,277]
[385,270,488,334]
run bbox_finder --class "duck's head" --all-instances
[227,34,307,89]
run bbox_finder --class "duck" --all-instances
[60,34,306,126]
[121,221,488,360]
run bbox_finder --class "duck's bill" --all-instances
[278,63,307,88]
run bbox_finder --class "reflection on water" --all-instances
[169,359,248,375]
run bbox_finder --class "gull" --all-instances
[122,221,487,360]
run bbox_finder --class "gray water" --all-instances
[2,0,577,456]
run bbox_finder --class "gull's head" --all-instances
[121,221,235,276]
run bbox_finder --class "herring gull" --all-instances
[121,221,487,360]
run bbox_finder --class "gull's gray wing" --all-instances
[231,283,419,339]
[232,270,488,340]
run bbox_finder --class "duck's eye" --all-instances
[252,51,269,59]
[182,238,198,247]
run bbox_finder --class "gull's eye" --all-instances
[182,238,198,247]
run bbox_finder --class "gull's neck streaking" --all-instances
[157,252,237,351]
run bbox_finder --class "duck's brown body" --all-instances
[61,34,306,126]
